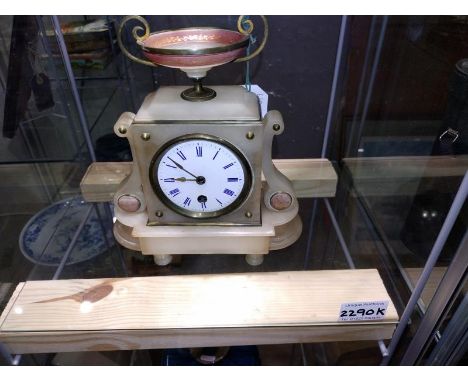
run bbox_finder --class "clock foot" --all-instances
[153,254,173,266]
[245,254,264,266]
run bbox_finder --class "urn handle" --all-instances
[117,15,157,67]
[235,15,269,63]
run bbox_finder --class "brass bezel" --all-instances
[149,134,253,219]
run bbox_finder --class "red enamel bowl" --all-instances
[137,27,249,69]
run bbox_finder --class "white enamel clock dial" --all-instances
[151,136,252,218]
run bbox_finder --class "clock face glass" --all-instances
[151,136,251,218]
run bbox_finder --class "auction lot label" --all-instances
[338,301,389,321]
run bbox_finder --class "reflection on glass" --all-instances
[340,16,467,276]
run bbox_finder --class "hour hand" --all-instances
[173,177,197,182]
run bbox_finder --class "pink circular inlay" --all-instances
[270,192,292,211]
[118,195,141,213]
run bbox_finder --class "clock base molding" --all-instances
[113,202,302,266]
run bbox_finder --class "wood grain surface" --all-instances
[0,270,398,354]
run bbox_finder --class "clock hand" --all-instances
[167,157,206,185]
[168,157,198,179]
[173,177,197,182]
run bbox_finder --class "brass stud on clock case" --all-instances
[246,131,255,140]
[141,132,151,141]
[155,210,163,217]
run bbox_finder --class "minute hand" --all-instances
[168,157,198,179]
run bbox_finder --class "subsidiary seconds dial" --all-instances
[150,135,252,218]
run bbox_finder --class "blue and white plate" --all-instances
[19,196,114,266]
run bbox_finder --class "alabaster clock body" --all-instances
[113,85,301,265]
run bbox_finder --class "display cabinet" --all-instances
[0,15,466,366]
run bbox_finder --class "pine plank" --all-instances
[344,155,468,179]
[344,155,468,196]
[402,267,468,310]
[0,270,397,354]
[79,162,132,202]
[0,282,25,328]
[267,158,338,198]
[0,270,398,331]
[0,325,397,355]
[80,159,337,202]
